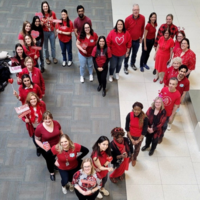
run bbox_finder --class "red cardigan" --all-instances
[22,101,46,137]
[18,67,45,95]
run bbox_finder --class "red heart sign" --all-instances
[8,78,13,84]
[53,19,62,23]
[35,12,43,20]
[106,156,113,162]
[31,30,40,39]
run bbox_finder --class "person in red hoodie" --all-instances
[124,4,145,73]
[17,56,45,96]
[106,19,131,82]
[23,35,40,67]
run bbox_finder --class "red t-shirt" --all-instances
[42,11,57,32]
[18,33,24,40]
[163,66,179,86]
[145,23,156,39]
[106,29,132,57]
[35,120,61,147]
[51,143,81,170]
[159,87,181,117]
[173,40,181,54]
[176,77,190,96]
[91,46,112,67]
[56,20,74,43]
[78,32,98,57]
[74,16,92,35]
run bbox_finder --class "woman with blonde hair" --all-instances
[141,97,167,156]
[72,158,102,200]
[51,134,89,194]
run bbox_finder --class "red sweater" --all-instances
[18,67,45,95]
[106,29,132,57]
[125,14,145,40]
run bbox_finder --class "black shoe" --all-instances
[50,174,55,181]
[141,146,149,151]
[149,149,154,156]
[124,67,129,74]
[40,67,45,73]
[131,64,137,70]
[36,148,41,157]
[102,89,106,97]
[97,85,102,92]
[153,68,156,75]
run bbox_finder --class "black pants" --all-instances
[102,174,108,188]
[140,38,155,67]
[75,188,99,200]
[94,66,108,90]
[162,116,169,136]
[145,133,159,151]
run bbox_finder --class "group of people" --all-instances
[9,1,196,200]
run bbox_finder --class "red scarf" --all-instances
[113,139,125,154]
[29,103,42,123]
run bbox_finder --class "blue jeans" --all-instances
[59,39,72,61]
[124,39,140,68]
[78,52,93,76]
[43,31,56,59]
[36,39,44,68]
[110,54,125,76]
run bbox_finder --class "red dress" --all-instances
[155,36,174,73]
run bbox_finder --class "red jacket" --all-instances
[22,101,46,137]
[18,67,45,95]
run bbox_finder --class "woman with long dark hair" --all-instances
[106,19,131,81]
[91,136,113,199]
[140,12,157,72]
[92,36,112,97]
[18,21,31,45]
[31,16,45,72]
[76,22,98,83]
[56,9,74,67]
[41,1,58,65]
[125,102,148,166]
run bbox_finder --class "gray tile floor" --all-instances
[0,0,127,199]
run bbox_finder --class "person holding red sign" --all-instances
[17,57,45,97]
[76,22,98,83]
[56,9,74,67]
[23,35,40,67]
[92,36,112,97]
[13,74,42,104]
[52,134,89,194]
[40,1,58,65]
[13,43,27,69]
[72,158,102,200]
[91,136,113,199]
[18,21,31,45]
[35,111,64,181]
[109,128,133,183]
[31,16,45,73]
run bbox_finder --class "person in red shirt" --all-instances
[173,30,185,55]
[13,74,42,104]
[125,102,148,166]
[92,36,112,97]
[18,21,31,46]
[52,134,89,194]
[17,57,45,96]
[173,38,196,77]
[74,5,92,38]
[56,9,74,67]
[40,1,58,65]
[76,22,98,83]
[23,35,40,67]
[106,19,131,81]
[163,57,182,86]
[140,12,157,72]
[159,77,181,136]
[124,4,145,73]
[91,136,113,199]
[154,29,174,84]
[35,111,64,181]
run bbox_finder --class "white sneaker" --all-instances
[62,61,66,67]
[100,188,109,196]
[68,182,74,192]
[68,61,72,66]
[62,186,67,194]
[109,76,113,82]
[115,73,119,80]
[89,74,93,82]
[97,192,103,199]
[80,76,84,83]
[167,124,171,130]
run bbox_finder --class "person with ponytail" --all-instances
[125,102,148,166]
[91,136,113,199]
[56,9,74,67]
[109,127,133,183]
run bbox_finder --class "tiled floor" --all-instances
[111,0,200,199]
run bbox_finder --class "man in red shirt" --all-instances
[74,5,92,37]
[124,4,145,74]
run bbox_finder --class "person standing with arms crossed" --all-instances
[124,4,145,74]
